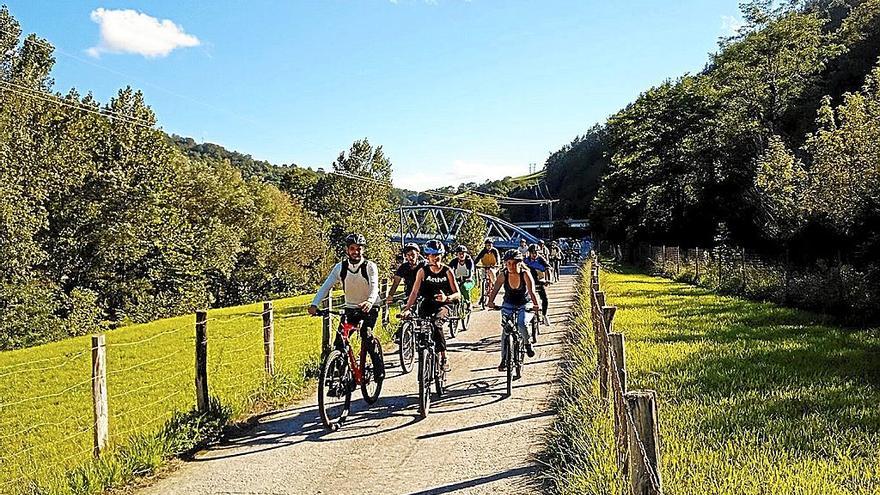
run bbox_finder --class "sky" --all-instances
[5,0,743,191]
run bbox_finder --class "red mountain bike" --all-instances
[314,309,384,431]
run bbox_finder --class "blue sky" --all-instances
[5,0,742,190]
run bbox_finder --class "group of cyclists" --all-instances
[306,233,581,426]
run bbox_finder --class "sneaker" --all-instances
[526,344,535,358]
[498,362,506,372]
[542,315,550,326]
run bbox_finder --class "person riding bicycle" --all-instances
[517,239,529,256]
[525,244,551,326]
[474,239,501,288]
[448,245,475,311]
[400,239,461,372]
[386,242,425,306]
[487,250,540,371]
[549,241,562,280]
[308,233,384,379]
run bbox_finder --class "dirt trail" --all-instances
[140,270,576,495]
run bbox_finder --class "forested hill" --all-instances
[171,135,296,185]
[543,0,880,256]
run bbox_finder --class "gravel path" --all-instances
[139,270,576,495]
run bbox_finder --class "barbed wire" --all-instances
[0,348,90,381]
[0,348,89,373]
[105,322,192,348]
[0,376,93,410]
[106,347,188,377]
[108,368,191,402]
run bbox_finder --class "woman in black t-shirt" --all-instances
[401,240,460,372]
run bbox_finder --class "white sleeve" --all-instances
[366,262,380,307]
[311,263,342,307]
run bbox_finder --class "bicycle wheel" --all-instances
[531,314,539,343]
[360,339,384,404]
[516,340,525,380]
[318,350,352,431]
[398,321,415,374]
[480,278,488,310]
[418,348,432,418]
[505,334,514,397]
[434,356,445,398]
[448,310,457,339]
[459,302,470,331]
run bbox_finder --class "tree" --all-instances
[754,135,807,242]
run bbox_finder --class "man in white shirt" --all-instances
[308,233,383,376]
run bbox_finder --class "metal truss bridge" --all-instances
[390,205,540,250]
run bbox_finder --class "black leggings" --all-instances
[419,305,449,352]
[340,308,383,364]
[535,284,549,316]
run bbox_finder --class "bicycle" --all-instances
[448,278,473,337]
[531,308,541,343]
[398,313,446,418]
[477,266,496,310]
[396,299,419,374]
[492,307,536,397]
[313,309,385,431]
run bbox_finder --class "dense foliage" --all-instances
[545,0,880,257]
[0,7,398,349]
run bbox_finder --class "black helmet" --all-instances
[538,239,545,245]
[403,242,419,253]
[423,239,445,255]
[528,244,538,253]
[484,238,493,244]
[454,245,468,253]
[345,233,367,246]
[503,249,523,261]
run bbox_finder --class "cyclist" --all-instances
[448,245,475,310]
[525,244,551,326]
[400,239,461,372]
[474,238,501,293]
[517,238,529,256]
[386,243,424,306]
[549,241,562,281]
[308,233,384,379]
[487,250,539,371]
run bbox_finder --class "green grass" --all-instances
[0,291,386,494]
[549,262,880,494]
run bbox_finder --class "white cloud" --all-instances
[721,15,745,38]
[86,8,200,58]
[395,159,527,191]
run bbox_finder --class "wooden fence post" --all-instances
[195,310,209,413]
[626,390,662,495]
[91,335,108,457]
[597,305,616,401]
[741,247,747,290]
[609,332,628,472]
[675,247,680,274]
[321,295,333,357]
[595,291,606,309]
[262,301,274,376]
[695,247,701,281]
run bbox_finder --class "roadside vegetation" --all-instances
[546,262,880,494]
[0,291,399,494]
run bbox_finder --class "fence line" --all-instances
[589,259,663,494]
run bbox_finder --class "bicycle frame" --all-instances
[334,315,365,385]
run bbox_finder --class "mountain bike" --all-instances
[448,279,472,337]
[477,266,496,310]
[396,299,419,374]
[493,307,536,397]
[398,313,446,418]
[531,307,541,343]
[313,309,385,431]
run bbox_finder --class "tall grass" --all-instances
[546,262,880,494]
[0,291,388,495]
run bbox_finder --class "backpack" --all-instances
[340,259,369,289]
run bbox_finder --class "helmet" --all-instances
[344,233,367,246]
[484,238,493,244]
[528,244,538,253]
[538,239,545,245]
[503,249,523,261]
[403,242,420,253]
[454,245,468,253]
[423,239,445,255]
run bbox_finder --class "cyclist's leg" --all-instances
[431,306,450,367]
[358,308,384,379]
[518,305,534,355]
[500,303,515,368]
[537,284,549,316]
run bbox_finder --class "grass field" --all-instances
[0,291,375,494]
[547,262,880,494]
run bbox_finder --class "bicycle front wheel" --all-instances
[418,348,433,418]
[360,339,384,404]
[318,350,352,431]
[505,334,514,397]
[459,301,470,331]
[398,321,415,374]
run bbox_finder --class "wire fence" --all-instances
[596,241,880,322]
[589,258,663,494]
[0,285,391,493]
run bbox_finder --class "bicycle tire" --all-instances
[448,312,457,339]
[318,350,352,431]
[434,357,445,397]
[505,334,514,397]
[398,321,415,374]
[418,348,432,418]
[531,314,539,343]
[460,303,470,331]
[360,339,384,404]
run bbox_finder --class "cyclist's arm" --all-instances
[310,263,341,308]
[403,269,425,312]
[363,262,380,311]
[487,270,505,304]
[386,275,403,302]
